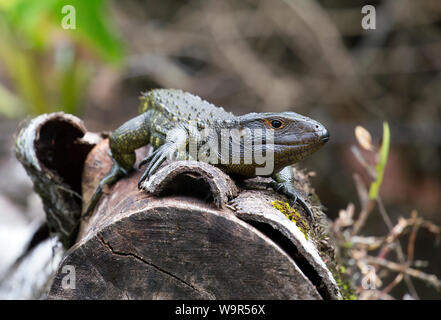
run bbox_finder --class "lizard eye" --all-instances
[270,119,283,129]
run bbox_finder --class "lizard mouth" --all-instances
[273,129,329,155]
[276,136,329,149]
[273,128,330,147]
[320,129,330,143]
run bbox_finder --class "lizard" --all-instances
[83,89,329,220]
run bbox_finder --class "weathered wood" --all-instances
[46,138,341,300]
[14,113,103,247]
[140,160,239,209]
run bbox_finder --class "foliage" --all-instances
[332,124,441,299]
[0,0,124,117]
[368,122,390,200]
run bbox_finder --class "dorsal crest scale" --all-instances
[140,89,235,123]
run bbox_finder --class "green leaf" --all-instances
[0,0,124,116]
[368,121,390,199]
[0,0,59,49]
[54,0,124,64]
[0,0,124,62]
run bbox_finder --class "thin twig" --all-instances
[366,256,441,291]
[352,199,375,236]
[407,211,420,264]
[380,273,404,297]
[376,196,420,299]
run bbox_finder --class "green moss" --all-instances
[332,265,357,300]
[272,200,310,240]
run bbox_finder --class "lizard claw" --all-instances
[138,144,171,189]
[290,194,298,207]
[138,170,149,189]
[271,181,314,221]
[138,150,155,169]
[293,196,314,221]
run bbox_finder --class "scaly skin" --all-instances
[83,89,329,219]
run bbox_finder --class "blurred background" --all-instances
[0,0,440,299]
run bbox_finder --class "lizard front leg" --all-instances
[270,166,314,221]
[138,126,188,187]
[83,113,151,218]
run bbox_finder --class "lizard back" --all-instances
[139,89,236,149]
[139,89,235,126]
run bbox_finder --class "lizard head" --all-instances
[237,111,329,168]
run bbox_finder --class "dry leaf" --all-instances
[355,126,374,151]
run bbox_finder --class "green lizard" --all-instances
[83,89,329,219]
